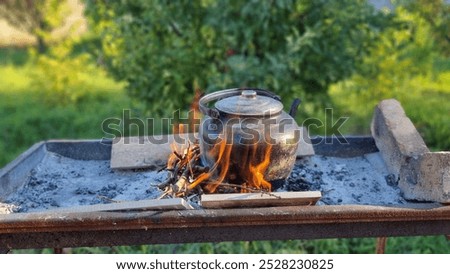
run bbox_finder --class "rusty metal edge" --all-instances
[45,139,112,160]
[0,141,46,200]
[0,141,46,177]
[0,204,449,234]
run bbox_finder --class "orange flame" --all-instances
[187,138,273,193]
[203,138,233,193]
[188,134,231,190]
[247,144,272,192]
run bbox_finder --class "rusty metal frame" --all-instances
[0,204,449,250]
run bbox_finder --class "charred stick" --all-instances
[184,141,192,157]
[182,145,200,174]
[172,160,184,179]
[173,150,183,160]
[157,181,170,190]
[96,195,120,203]
[173,163,193,193]
[167,154,180,169]
[196,185,204,196]
[159,142,204,198]
[157,174,174,190]
[186,154,199,179]
[157,191,170,199]
[193,165,209,173]
[188,159,194,178]
[203,182,279,198]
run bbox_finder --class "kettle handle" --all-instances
[199,88,281,118]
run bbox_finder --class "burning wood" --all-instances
[157,141,203,198]
[157,137,276,199]
[156,138,322,207]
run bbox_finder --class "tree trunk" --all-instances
[36,34,47,54]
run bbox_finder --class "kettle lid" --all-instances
[214,90,283,116]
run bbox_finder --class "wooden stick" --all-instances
[45,198,194,213]
[201,191,321,209]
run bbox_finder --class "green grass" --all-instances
[329,70,450,151]
[0,47,29,66]
[12,236,450,254]
[0,59,130,167]
[1,48,449,254]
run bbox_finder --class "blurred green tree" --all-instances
[396,0,449,56]
[0,1,103,105]
[0,0,69,53]
[330,6,450,149]
[85,0,391,116]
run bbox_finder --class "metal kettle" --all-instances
[198,88,300,192]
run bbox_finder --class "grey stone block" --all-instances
[399,152,450,203]
[371,99,429,179]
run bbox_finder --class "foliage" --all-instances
[0,61,127,167]
[29,37,111,105]
[10,0,115,106]
[0,0,70,52]
[85,0,390,116]
[330,7,450,150]
[396,0,450,56]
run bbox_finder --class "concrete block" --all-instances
[399,152,450,203]
[371,99,429,179]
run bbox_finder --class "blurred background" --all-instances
[1,0,449,253]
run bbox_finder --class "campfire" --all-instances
[157,135,274,199]
[157,88,296,199]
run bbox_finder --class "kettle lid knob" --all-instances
[241,90,257,99]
